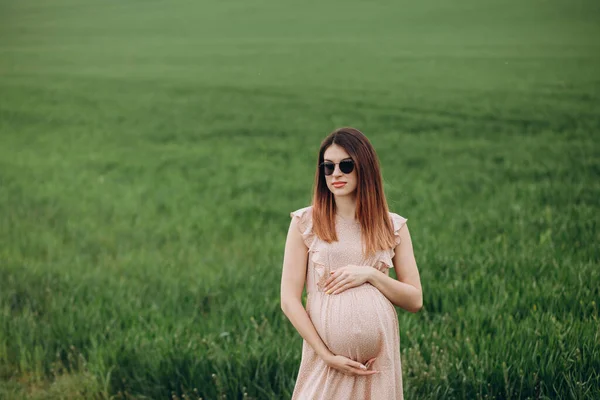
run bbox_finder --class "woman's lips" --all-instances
[332,182,347,188]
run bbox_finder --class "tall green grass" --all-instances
[1,0,599,398]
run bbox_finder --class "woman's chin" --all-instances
[329,187,354,197]
[334,191,355,198]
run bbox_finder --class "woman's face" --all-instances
[322,144,358,198]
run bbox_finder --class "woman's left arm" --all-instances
[323,223,423,312]
[369,223,422,312]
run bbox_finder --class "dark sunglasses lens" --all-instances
[339,160,354,174]
[323,162,335,175]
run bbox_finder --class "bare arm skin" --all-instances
[280,217,377,375]
[280,218,332,359]
[367,223,423,312]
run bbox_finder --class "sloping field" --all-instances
[0,0,599,398]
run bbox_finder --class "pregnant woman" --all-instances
[281,127,423,399]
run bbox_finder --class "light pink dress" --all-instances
[290,206,407,400]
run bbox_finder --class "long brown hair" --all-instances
[312,127,396,256]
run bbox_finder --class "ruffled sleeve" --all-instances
[290,206,329,288]
[376,212,408,270]
[290,206,315,249]
[390,212,408,247]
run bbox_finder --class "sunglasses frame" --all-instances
[320,158,355,176]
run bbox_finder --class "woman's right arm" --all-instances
[280,217,377,376]
[280,217,333,360]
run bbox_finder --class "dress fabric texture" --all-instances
[290,206,407,400]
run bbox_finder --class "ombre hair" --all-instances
[312,127,396,256]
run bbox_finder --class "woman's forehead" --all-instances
[323,144,350,161]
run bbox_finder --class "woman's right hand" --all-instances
[323,354,379,376]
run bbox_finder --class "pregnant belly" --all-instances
[308,284,396,363]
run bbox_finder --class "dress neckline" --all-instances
[335,213,360,225]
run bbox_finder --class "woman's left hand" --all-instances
[323,265,374,295]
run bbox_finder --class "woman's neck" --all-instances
[334,195,357,220]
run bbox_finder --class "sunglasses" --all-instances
[320,159,355,176]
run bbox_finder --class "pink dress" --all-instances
[290,206,407,400]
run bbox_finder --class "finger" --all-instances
[364,358,377,369]
[345,367,379,376]
[357,370,379,375]
[332,281,353,295]
[341,360,379,376]
[324,271,338,287]
[325,276,342,292]
[329,279,351,295]
[324,272,341,289]
[347,360,367,370]
[325,276,347,293]
[326,268,348,283]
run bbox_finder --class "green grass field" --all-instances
[1,0,599,398]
